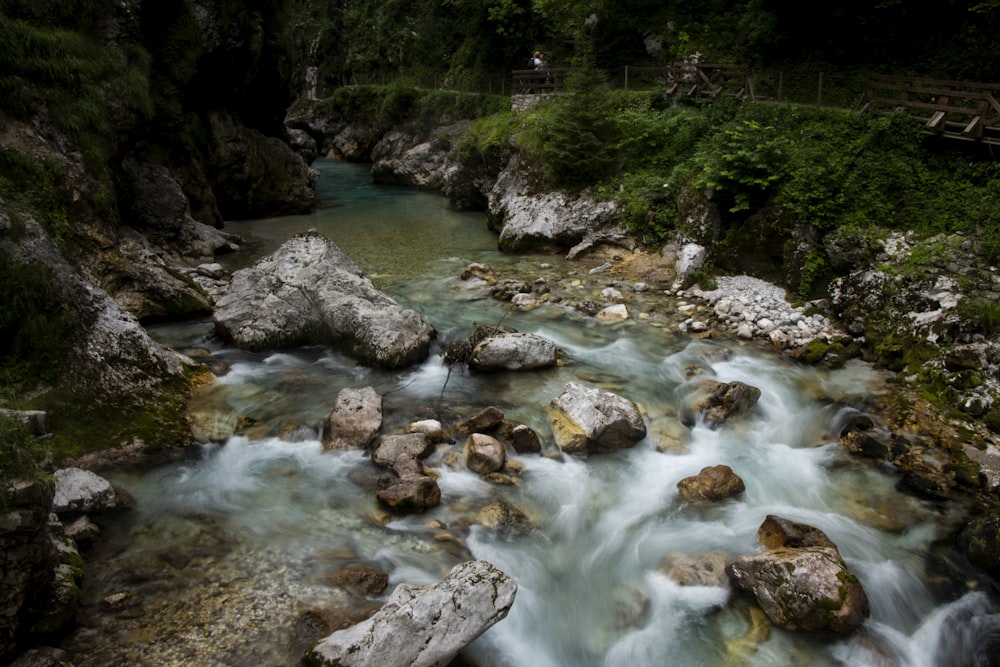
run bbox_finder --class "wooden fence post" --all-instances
[778,72,783,102]
[817,72,824,106]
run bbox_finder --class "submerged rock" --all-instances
[315,565,389,598]
[658,551,728,587]
[213,231,435,367]
[304,560,516,667]
[475,498,534,535]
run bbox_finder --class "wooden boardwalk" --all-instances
[513,66,1000,145]
[859,74,1000,144]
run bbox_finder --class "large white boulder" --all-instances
[304,560,516,667]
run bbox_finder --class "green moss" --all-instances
[947,445,985,490]
[985,410,1000,435]
[31,371,193,463]
[815,595,843,611]
[836,569,859,585]
[798,339,831,365]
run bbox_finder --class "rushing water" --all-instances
[62,160,999,667]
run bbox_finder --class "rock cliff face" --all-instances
[0,480,59,663]
[0,6,318,656]
[1,0,317,405]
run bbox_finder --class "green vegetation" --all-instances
[314,83,509,133]
[0,11,151,174]
[462,92,1000,265]
[0,149,78,246]
[0,415,51,490]
[0,250,77,394]
[282,1,1000,95]
[958,297,1000,337]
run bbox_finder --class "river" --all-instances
[58,160,999,667]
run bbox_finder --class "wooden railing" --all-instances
[513,63,753,99]
[660,63,754,100]
[512,68,574,94]
[859,74,1000,143]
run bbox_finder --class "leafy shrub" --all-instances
[693,118,790,213]
[458,112,522,163]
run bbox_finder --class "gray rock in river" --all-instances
[547,382,647,454]
[52,468,122,514]
[304,559,516,667]
[469,331,560,371]
[725,516,869,636]
[213,231,436,368]
[323,386,383,451]
[487,154,633,258]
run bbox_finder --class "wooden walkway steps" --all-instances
[859,74,1000,144]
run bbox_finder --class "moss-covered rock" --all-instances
[957,511,1000,577]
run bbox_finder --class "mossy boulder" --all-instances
[957,511,1000,577]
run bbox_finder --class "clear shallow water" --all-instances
[64,161,999,666]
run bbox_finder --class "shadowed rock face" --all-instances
[213,231,436,368]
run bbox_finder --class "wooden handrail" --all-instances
[867,73,999,91]
[862,74,1000,141]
